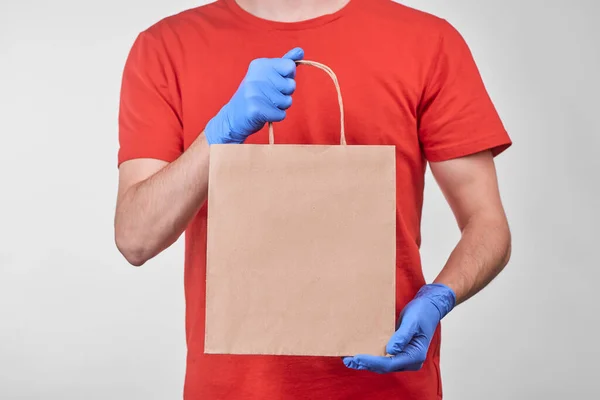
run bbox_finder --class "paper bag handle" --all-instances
[268,60,346,146]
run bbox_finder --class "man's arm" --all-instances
[430,150,511,304]
[345,18,512,373]
[115,47,304,266]
[115,134,210,266]
[344,150,510,373]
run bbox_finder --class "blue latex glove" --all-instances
[343,283,456,373]
[204,47,304,145]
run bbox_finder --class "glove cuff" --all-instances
[415,283,456,320]
[205,107,235,145]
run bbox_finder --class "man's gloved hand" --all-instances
[343,283,456,373]
[204,47,304,145]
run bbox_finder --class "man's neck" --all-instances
[234,0,350,22]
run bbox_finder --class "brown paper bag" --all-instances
[205,61,396,357]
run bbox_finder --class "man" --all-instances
[115,0,512,398]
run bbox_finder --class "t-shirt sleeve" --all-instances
[118,30,183,167]
[418,20,511,162]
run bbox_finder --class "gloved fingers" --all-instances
[386,315,418,355]
[345,352,424,374]
[270,58,298,79]
[344,354,396,374]
[281,78,296,95]
[257,99,287,122]
[342,356,368,371]
[267,73,297,96]
[261,84,293,110]
[282,47,305,62]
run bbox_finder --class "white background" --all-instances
[1,0,598,399]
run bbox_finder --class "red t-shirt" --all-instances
[118,0,511,398]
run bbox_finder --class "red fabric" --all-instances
[118,0,511,398]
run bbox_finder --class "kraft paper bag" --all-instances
[205,61,396,357]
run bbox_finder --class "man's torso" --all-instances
[136,1,459,398]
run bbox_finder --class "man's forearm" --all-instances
[115,133,210,265]
[433,213,511,305]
